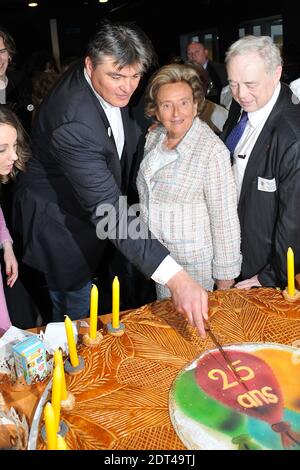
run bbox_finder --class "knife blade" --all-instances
[205,323,249,392]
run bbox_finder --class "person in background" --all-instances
[61,56,79,74]
[10,51,59,135]
[137,63,241,299]
[31,69,59,121]
[0,105,30,333]
[0,26,21,106]
[221,35,300,289]
[13,21,208,337]
[187,61,228,134]
[186,41,227,104]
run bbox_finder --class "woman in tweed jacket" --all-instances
[137,64,241,299]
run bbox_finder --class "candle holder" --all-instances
[82,330,103,347]
[41,420,69,442]
[64,355,85,375]
[282,288,300,302]
[107,322,125,337]
[61,391,76,411]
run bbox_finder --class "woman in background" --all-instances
[137,63,241,299]
[0,105,30,333]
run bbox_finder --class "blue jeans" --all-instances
[49,281,92,322]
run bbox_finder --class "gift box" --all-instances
[12,337,48,384]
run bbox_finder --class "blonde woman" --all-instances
[0,105,30,333]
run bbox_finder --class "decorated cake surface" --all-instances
[1,288,300,450]
[169,343,300,450]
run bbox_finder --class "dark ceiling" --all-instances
[0,0,290,66]
[0,0,147,15]
[1,0,217,63]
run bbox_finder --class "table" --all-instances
[2,287,300,450]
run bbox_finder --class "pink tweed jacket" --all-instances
[137,117,241,298]
[0,207,12,332]
[0,207,12,247]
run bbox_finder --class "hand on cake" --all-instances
[166,270,208,338]
[234,274,262,290]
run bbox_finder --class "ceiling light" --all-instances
[99,0,108,3]
[28,2,38,6]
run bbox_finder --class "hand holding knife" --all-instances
[204,321,249,392]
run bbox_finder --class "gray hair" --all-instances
[225,35,282,74]
[145,63,205,117]
[86,20,157,74]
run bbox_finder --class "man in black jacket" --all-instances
[187,41,227,104]
[13,21,208,336]
[221,35,300,290]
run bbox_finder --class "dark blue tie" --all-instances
[225,111,248,154]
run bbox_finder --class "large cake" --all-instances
[1,287,300,450]
[170,342,300,450]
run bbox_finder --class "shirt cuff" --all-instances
[151,255,183,285]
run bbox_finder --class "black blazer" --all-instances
[221,84,300,287]
[206,61,227,104]
[13,61,169,290]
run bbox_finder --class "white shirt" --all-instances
[233,83,281,199]
[290,78,300,100]
[84,68,181,285]
[0,78,7,104]
[84,68,124,158]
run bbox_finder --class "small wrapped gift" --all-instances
[12,337,47,385]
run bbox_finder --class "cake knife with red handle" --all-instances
[204,323,249,392]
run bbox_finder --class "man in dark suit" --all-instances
[186,41,227,104]
[221,35,300,290]
[13,21,208,336]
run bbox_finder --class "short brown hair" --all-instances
[32,70,59,107]
[145,63,205,118]
[0,105,31,183]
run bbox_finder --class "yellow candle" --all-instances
[57,434,68,450]
[112,276,120,329]
[51,364,62,432]
[44,402,57,450]
[54,349,68,401]
[287,247,295,297]
[89,284,98,340]
[64,315,79,367]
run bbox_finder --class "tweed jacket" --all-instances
[137,117,241,297]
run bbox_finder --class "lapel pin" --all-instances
[108,127,112,137]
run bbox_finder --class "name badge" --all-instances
[257,177,277,192]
